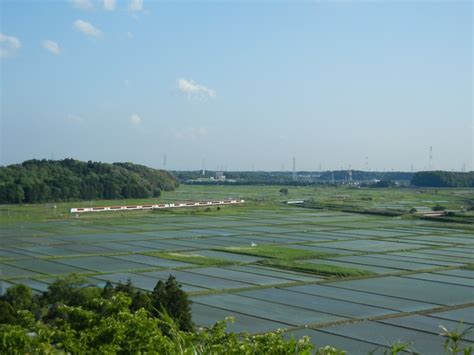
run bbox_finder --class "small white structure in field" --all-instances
[286,200,305,204]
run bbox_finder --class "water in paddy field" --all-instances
[1,196,472,352]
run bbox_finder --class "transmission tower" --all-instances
[292,157,296,181]
[428,146,433,170]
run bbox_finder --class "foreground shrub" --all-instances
[0,296,314,354]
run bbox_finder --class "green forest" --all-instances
[411,171,474,187]
[0,159,179,204]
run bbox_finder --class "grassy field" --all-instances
[258,259,377,277]
[219,245,338,260]
[1,184,473,224]
[149,252,234,266]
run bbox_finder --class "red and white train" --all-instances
[70,199,245,213]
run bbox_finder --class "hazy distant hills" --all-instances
[175,170,474,188]
[0,159,179,204]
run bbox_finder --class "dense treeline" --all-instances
[0,159,179,204]
[174,170,414,185]
[411,171,474,187]
[316,170,413,182]
[0,274,315,354]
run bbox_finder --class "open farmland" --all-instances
[1,186,473,353]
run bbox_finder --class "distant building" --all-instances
[215,171,226,181]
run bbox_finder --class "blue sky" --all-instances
[1,0,472,171]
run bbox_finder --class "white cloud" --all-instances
[65,114,84,123]
[175,126,208,140]
[126,31,134,39]
[71,0,94,10]
[0,32,21,59]
[103,0,116,11]
[130,113,142,126]
[42,40,60,55]
[73,19,102,37]
[177,78,216,100]
[129,0,143,12]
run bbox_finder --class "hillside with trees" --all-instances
[411,171,474,187]
[0,159,179,204]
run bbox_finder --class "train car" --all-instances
[70,199,245,213]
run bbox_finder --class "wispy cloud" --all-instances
[103,0,116,11]
[42,40,60,55]
[73,19,102,37]
[65,114,84,123]
[126,31,134,39]
[130,113,142,126]
[0,32,21,59]
[71,0,94,10]
[177,78,216,100]
[174,126,208,140]
[129,0,143,12]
